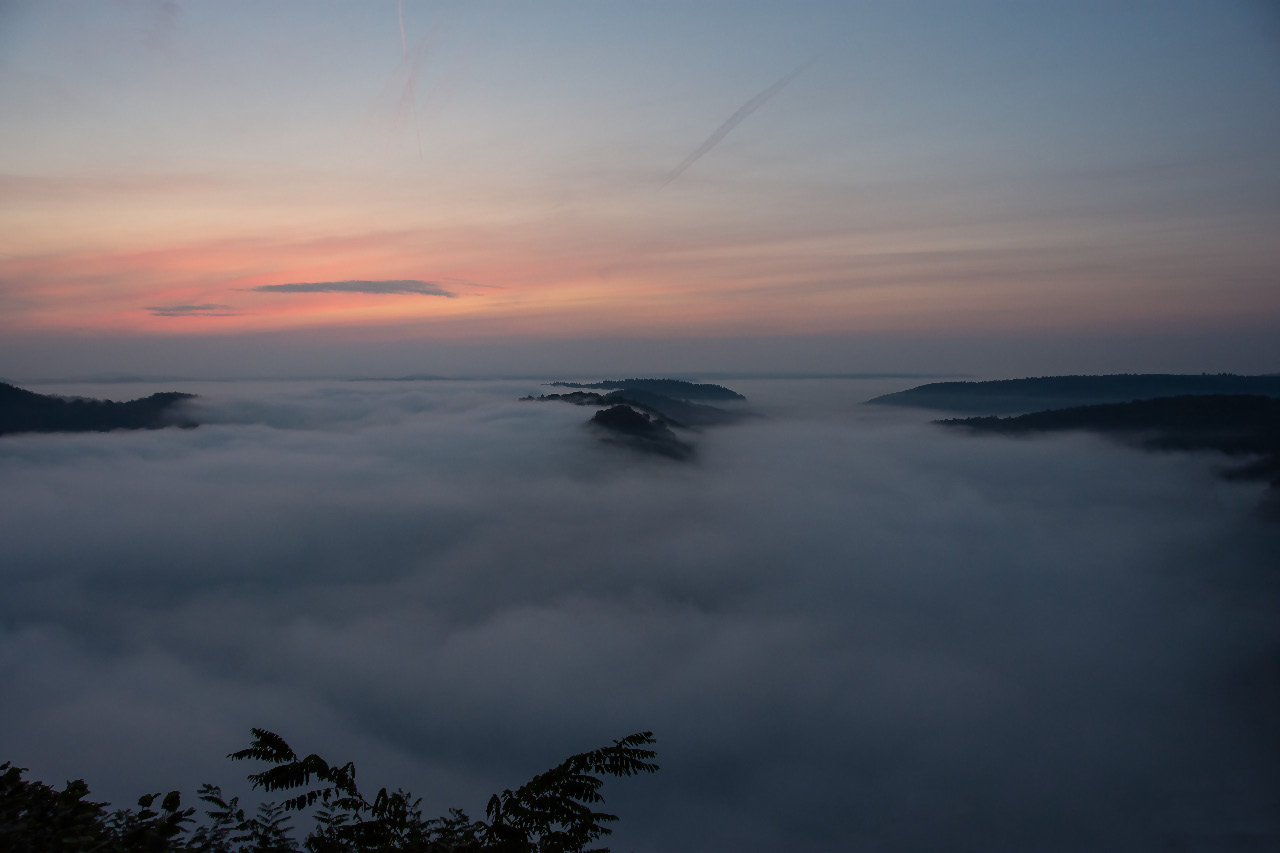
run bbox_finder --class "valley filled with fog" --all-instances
[2,378,1276,852]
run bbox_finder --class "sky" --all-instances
[2,378,1278,851]
[1,0,1278,379]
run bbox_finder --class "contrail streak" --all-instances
[398,0,407,54]
[398,0,423,159]
[663,62,810,187]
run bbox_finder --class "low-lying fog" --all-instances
[2,378,1276,851]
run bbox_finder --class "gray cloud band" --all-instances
[247,280,455,296]
[145,304,236,317]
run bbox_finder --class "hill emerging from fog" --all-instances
[0,382,197,436]
[937,394,1280,516]
[588,404,695,460]
[546,378,746,402]
[936,394,1280,454]
[526,379,750,459]
[526,389,744,429]
[866,373,1280,415]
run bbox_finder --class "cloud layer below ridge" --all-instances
[0,378,1276,852]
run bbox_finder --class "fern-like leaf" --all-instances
[229,728,298,765]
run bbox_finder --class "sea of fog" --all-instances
[2,378,1277,851]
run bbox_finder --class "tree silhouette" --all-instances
[0,730,658,853]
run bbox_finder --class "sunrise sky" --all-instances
[2,0,1278,378]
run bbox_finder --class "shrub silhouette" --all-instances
[1,729,657,852]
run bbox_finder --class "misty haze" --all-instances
[2,376,1277,851]
[3,0,1279,850]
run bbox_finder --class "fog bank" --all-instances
[1,379,1276,851]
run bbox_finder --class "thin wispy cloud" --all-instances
[397,0,424,159]
[145,304,236,317]
[247,280,456,296]
[139,0,180,52]
[664,62,811,187]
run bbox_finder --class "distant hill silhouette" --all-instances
[937,394,1280,452]
[525,389,744,428]
[588,405,694,460]
[526,379,750,460]
[938,394,1280,519]
[0,382,197,436]
[547,378,746,402]
[866,373,1280,415]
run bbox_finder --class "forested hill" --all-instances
[938,395,1280,519]
[0,382,197,436]
[589,404,695,460]
[546,378,746,401]
[866,373,1280,414]
[526,389,743,428]
[937,394,1280,452]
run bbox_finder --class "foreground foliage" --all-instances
[0,729,657,852]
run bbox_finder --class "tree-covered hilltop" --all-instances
[937,394,1280,518]
[525,390,743,429]
[936,394,1280,452]
[588,404,694,460]
[1,728,658,852]
[546,379,746,402]
[866,373,1280,415]
[0,382,197,436]
[526,381,749,460]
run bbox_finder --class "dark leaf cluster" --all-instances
[0,730,656,853]
[0,762,194,852]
